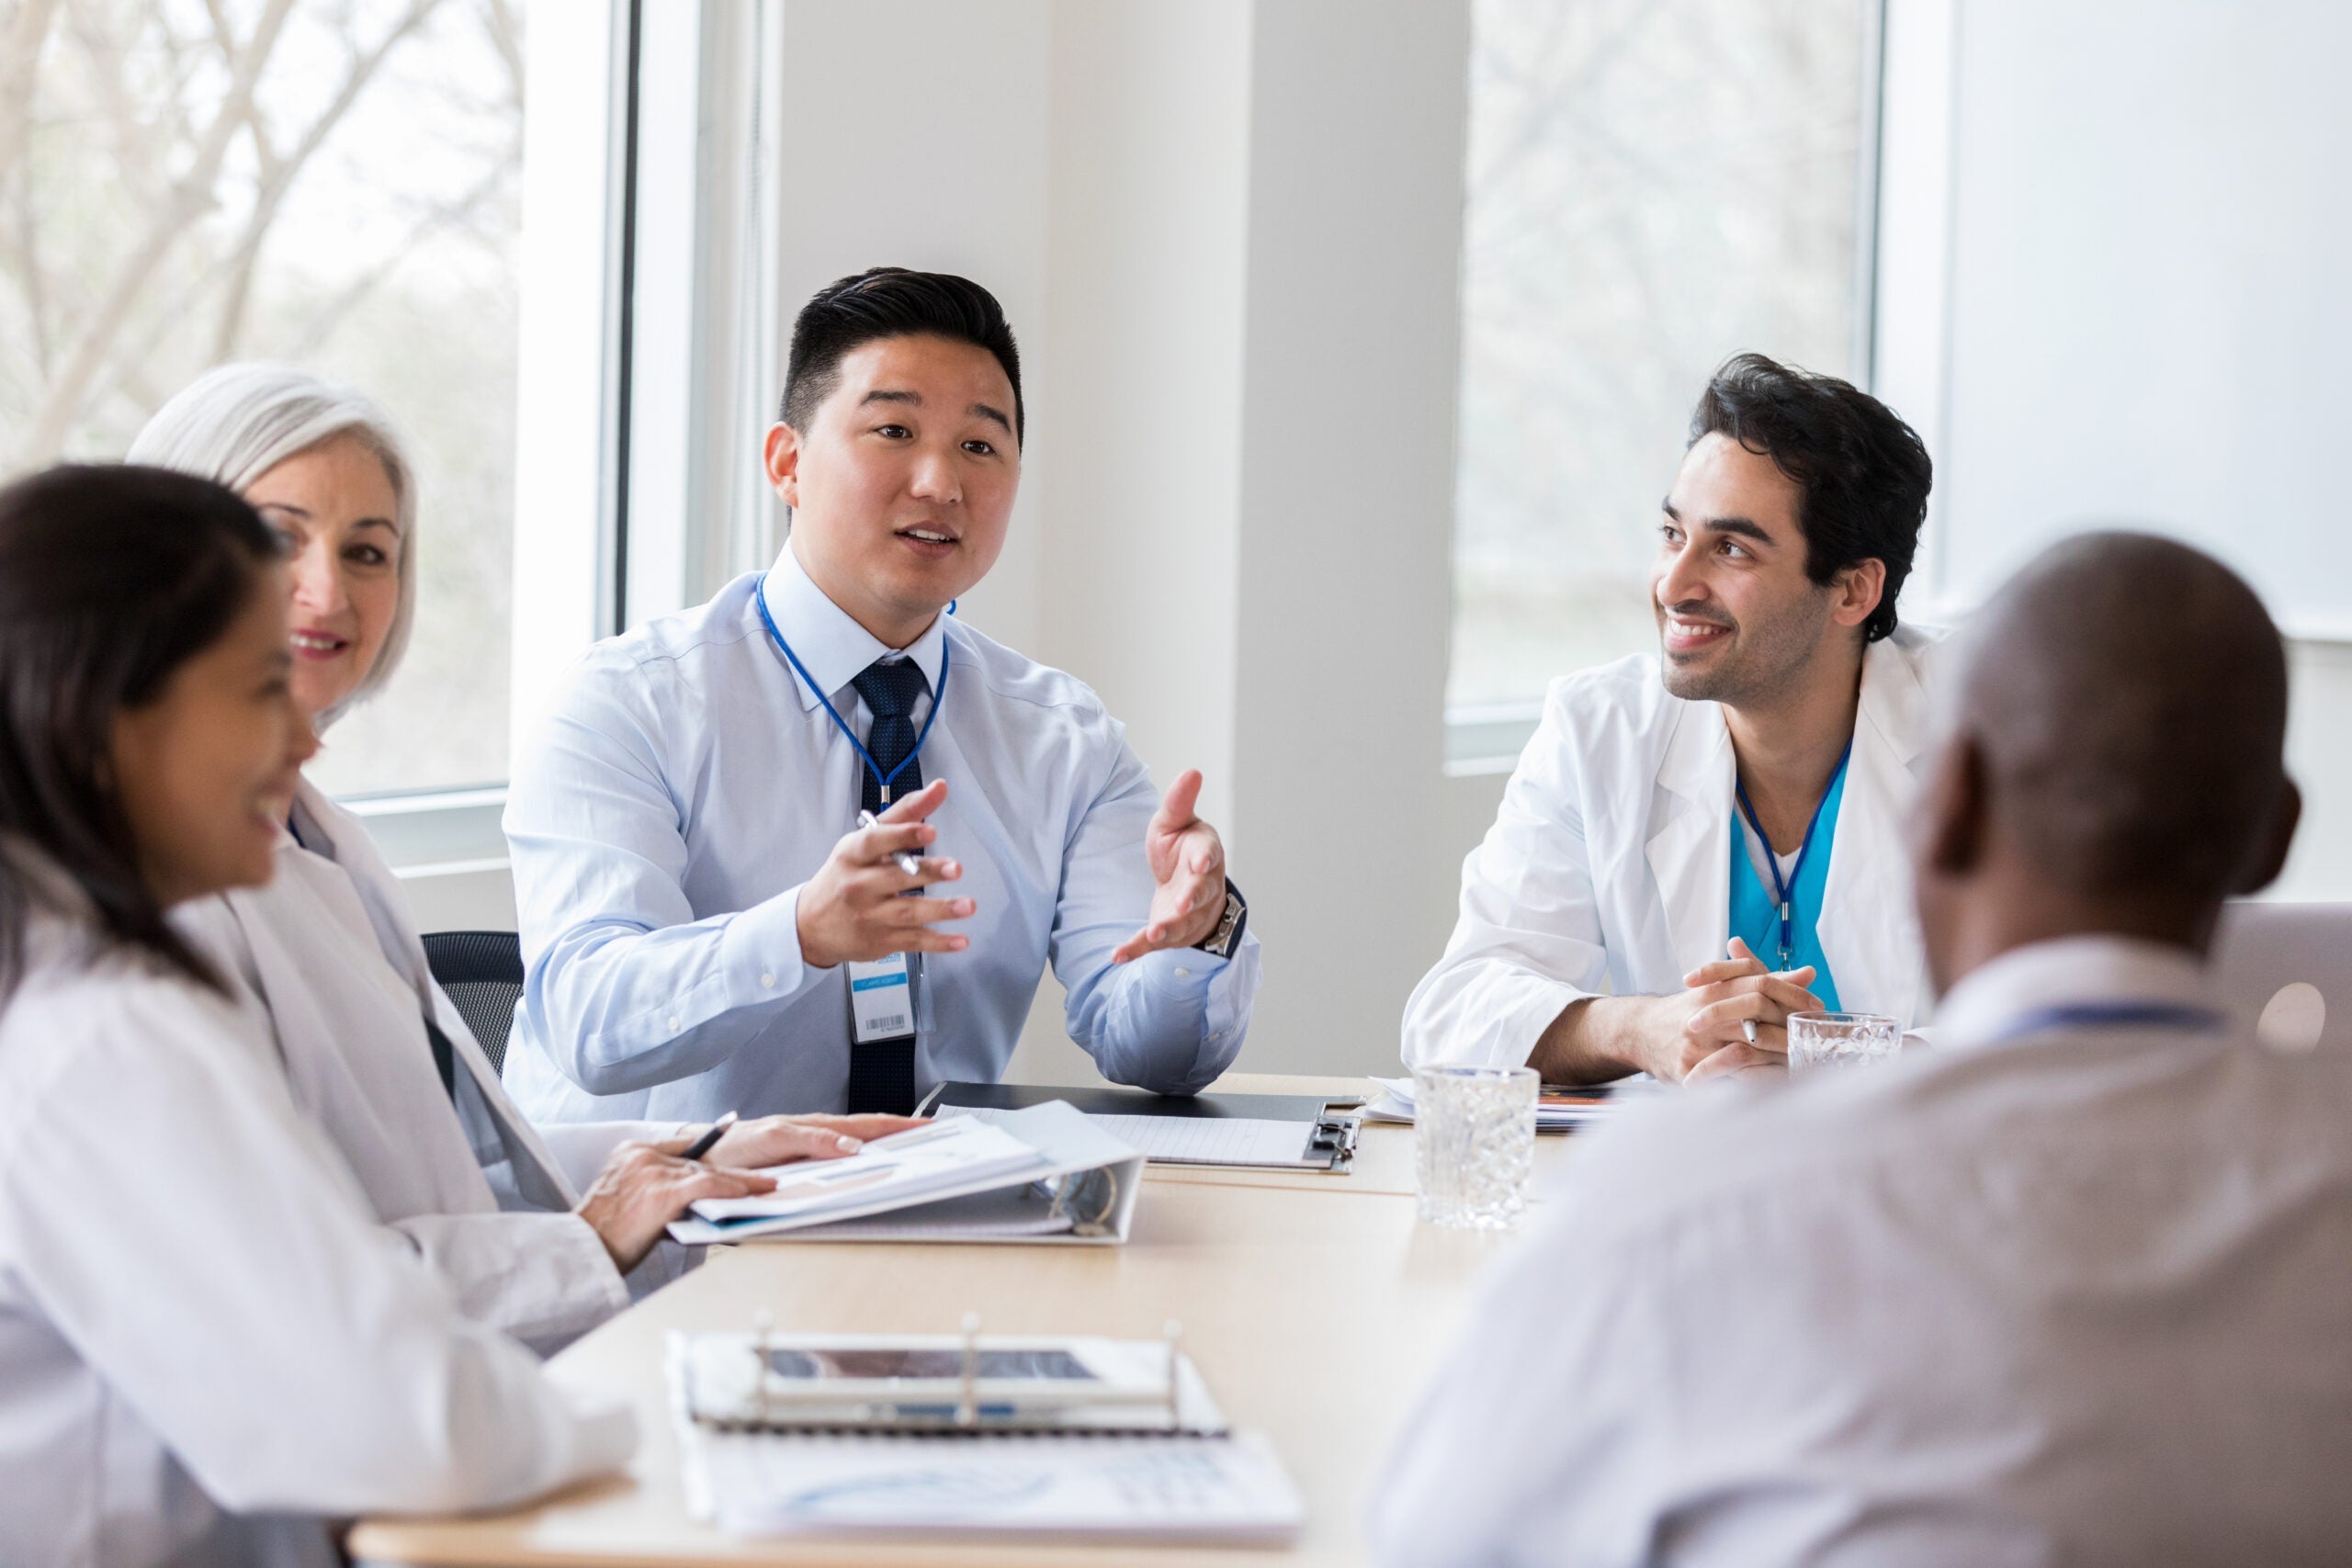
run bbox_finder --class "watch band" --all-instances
[1193,880,1248,959]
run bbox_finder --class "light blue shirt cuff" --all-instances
[708,884,820,1018]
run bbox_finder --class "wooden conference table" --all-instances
[349,1073,1573,1567]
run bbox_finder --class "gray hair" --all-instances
[127,363,420,725]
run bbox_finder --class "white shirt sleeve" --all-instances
[1050,729,1258,1095]
[504,653,821,1096]
[0,971,633,1517]
[1400,684,1614,1069]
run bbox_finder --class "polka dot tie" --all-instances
[844,657,929,1113]
[851,658,928,815]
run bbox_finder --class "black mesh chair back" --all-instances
[421,930,526,1077]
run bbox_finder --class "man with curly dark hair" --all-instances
[1405,353,1938,1087]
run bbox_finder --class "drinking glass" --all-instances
[1786,1010,1902,1073]
[1413,1065,1539,1229]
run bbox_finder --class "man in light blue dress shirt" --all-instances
[503,268,1259,1122]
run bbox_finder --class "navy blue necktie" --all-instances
[844,658,928,1112]
[853,659,928,813]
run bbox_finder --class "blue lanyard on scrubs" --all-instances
[1734,741,1852,970]
[753,579,951,806]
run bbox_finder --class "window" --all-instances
[1449,0,1880,757]
[1,0,532,796]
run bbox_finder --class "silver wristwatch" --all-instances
[1193,881,1248,959]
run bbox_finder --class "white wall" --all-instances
[1878,0,2352,901]
[760,0,1476,1081]
[1226,0,1473,1072]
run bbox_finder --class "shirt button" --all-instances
[1175,966,1192,980]
[760,971,777,989]
[667,1015,682,1031]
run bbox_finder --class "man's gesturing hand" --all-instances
[1112,769,1230,964]
[796,779,975,970]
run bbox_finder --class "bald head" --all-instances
[1917,533,2299,985]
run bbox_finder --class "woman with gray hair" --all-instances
[133,365,917,1348]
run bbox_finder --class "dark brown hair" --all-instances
[1690,353,1933,642]
[0,464,283,999]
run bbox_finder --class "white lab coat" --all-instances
[1404,626,1941,1069]
[174,778,686,1350]
[0,853,631,1568]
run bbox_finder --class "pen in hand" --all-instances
[857,808,922,877]
[682,1111,738,1162]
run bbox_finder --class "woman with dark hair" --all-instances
[0,465,639,1568]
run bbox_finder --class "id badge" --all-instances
[847,953,917,1043]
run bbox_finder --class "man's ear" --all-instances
[1916,732,1989,880]
[1831,558,1887,632]
[2234,775,2304,895]
[762,422,803,507]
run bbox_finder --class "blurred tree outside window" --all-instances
[1451,0,1873,716]
[0,0,528,795]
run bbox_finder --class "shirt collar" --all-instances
[1934,934,2219,1048]
[757,542,950,713]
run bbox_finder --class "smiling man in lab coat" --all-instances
[1403,354,1937,1085]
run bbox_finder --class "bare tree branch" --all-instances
[286,151,514,360]
[0,0,65,186]
[203,0,447,360]
[481,0,524,108]
[21,0,305,461]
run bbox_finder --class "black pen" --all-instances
[683,1111,738,1162]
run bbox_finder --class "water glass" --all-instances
[1786,1010,1902,1073]
[1414,1065,1539,1229]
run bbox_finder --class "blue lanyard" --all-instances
[1734,740,1852,969]
[753,579,950,805]
[1987,1000,2226,1045]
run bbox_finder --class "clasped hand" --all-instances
[1654,937,1821,1086]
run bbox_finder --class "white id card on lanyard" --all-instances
[846,953,918,1043]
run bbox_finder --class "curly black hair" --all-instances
[1688,353,1932,642]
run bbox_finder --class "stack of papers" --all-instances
[690,1117,1046,1230]
[939,1104,1331,1168]
[666,1102,1147,1246]
[1363,1076,1643,1133]
[682,1427,1305,1543]
[922,1082,1362,1171]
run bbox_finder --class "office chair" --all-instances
[2210,901,2352,1055]
[421,930,526,1076]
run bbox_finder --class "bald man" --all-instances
[1374,535,2352,1566]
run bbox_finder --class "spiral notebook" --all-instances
[669,1332,1304,1541]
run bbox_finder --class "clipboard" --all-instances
[918,1082,1364,1172]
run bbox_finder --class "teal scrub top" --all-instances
[1727,758,1849,1012]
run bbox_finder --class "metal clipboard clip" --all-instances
[1304,1108,1362,1172]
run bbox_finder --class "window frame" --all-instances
[363,0,787,874]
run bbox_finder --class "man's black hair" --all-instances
[780,266,1023,444]
[1688,352,1932,643]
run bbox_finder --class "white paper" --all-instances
[690,1116,1047,1226]
[666,1101,1146,1247]
[686,1428,1302,1541]
[1369,1076,1625,1129]
[935,1104,1320,1167]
